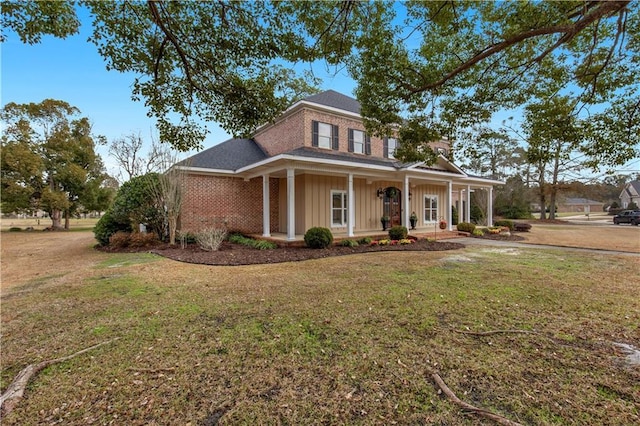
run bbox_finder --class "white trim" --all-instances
[330,189,348,228]
[446,181,452,231]
[347,174,355,237]
[262,174,270,237]
[423,194,439,224]
[287,168,295,241]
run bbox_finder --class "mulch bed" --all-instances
[149,239,466,266]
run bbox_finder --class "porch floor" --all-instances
[250,228,465,247]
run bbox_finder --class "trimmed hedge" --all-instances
[388,225,408,240]
[514,222,532,232]
[456,222,476,233]
[494,219,515,231]
[304,227,333,249]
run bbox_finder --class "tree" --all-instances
[1,100,109,228]
[108,132,168,183]
[456,127,519,180]
[2,1,637,165]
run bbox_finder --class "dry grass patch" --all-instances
[2,247,639,424]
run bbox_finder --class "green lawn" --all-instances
[1,247,638,424]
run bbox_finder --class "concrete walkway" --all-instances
[441,236,640,257]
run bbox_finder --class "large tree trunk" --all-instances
[50,209,62,229]
[64,210,70,230]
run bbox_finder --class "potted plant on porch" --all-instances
[410,212,418,230]
[439,218,447,229]
[381,215,390,231]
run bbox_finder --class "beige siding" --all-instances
[410,184,448,225]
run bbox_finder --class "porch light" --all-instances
[376,187,385,198]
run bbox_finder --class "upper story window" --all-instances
[436,147,448,157]
[312,121,338,150]
[384,137,398,159]
[348,129,371,155]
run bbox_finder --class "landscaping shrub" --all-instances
[494,219,514,231]
[304,227,333,249]
[8,227,22,232]
[128,232,159,248]
[451,205,459,225]
[94,209,132,246]
[339,239,359,247]
[472,228,484,237]
[456,222,476,233]
[470,204,485,224]
[228,233,277,250]
[108,231,132,248]
[195,227,227,251]
[357,236,372,245]
[388,225,408,240]
[514,222,532,232]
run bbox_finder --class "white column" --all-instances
[403,175,410,231]
[447,181,452,231]
[287,168,296,241]
[466,185,471,223]
[487,186,493,226]
[262,174,271,237]
[347,173,355,237]
[458,188,463,222]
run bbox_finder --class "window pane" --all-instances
[318,122,332,149]
[332,193,343,208]
[353,130,364,154]
[388,138,397,158]
[333,209,343,224]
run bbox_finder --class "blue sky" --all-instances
[0,8,356,175]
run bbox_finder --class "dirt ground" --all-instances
[1,222,638,291]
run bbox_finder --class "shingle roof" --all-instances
[178,138,267,171]
[284,146,399,168]
[302,90,361,114]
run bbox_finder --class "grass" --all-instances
[0,217,100,232]
[1,247,639,425]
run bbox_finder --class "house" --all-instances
[176,90,502,240]
[558,198,604,214]
[620,181,640,209]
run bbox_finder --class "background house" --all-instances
[620,180,640,209]
[176,91,502,240]
[558,197,604,214]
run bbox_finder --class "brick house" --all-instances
[177,90,502,240]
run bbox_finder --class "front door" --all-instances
[383,187,402,227]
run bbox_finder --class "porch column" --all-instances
[347,173,355,237]
[458,188,463,222]
[403,175,410,231]
[466,185,471,224]
[286,168,296,241]
[262,174,271,237]
[487,186,493,226]
[447,181,452,231]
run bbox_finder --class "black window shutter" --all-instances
[332,124,339,150]
[348,129,354,152]
[365,134,371,155]
[383,137,388,158]
[312,121,319,147]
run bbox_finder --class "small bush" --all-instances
[514,222,532,232]
[128,232,159,248]
[494,219,514,230]
[339,239,359,247]
[388,225,408,240]
[357,237,372,245]
[109,231,132,248]
[228,233,277,250]
[8,227,22,232]
[196,227,227,251]
[456,222,476,233]
[304,227,333,249]
[94,209,132,246]
[472,228,484,237]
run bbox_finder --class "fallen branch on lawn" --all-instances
[0,338,119,417]
[454,329,539,336]
[431,372,524,426]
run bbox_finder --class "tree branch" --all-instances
[0,338,119,417]
[405,0,631,94]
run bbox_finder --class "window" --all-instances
[385,137,398,159]
[436,147,448,156]
[312,121,338,150]
[331,190,348,227]
[348,129,370,155]
[424,195,438,223]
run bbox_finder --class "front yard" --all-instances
[1,229,638,424]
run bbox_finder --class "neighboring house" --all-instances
[620,181,640,208]
[558,198,604,214]
[176,90,502,240]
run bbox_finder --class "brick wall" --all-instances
[179,174,280,234]
[254,105,450,159]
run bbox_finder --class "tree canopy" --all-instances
[2,1,637,167]
[0,99,112,227]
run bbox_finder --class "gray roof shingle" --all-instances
[178,138,268,171]
[302,90,361,114]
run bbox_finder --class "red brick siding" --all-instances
[253,109,305,156]
[179,174,280,234]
